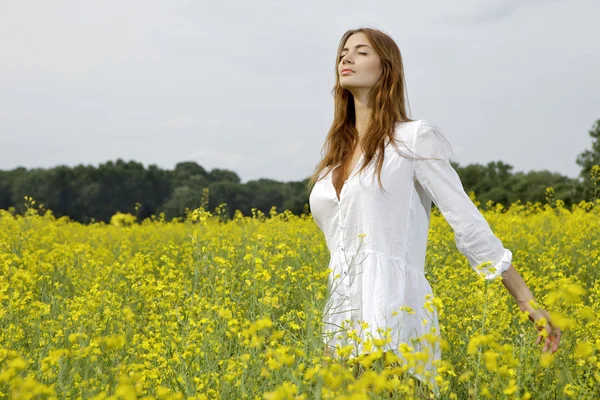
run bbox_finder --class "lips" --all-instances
[341,69,354,73]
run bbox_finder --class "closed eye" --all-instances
[339,52,368,59]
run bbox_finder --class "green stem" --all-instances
[473,280,489,399]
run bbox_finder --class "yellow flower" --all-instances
[459,371,474,382]
[540,352,555,368]
[574,341,594,360]
[484,350,499,372]
[503,379,518,395]
[7,357,28,371]
[336,345,354,358]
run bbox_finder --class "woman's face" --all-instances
[338,32,382,92]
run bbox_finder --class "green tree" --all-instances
[576,119,600,181]
[209,168,240,183]
[172,162,209,188]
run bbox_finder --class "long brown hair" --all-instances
[307,27,434,194]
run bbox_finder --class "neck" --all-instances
[352,94,371,138]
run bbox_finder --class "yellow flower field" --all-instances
[1,191,599,399]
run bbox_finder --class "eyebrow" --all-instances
[341,44,372,52]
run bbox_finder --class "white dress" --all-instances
[308,119,512,394]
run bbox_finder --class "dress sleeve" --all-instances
[412,120,512,280]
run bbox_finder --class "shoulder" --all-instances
[392,119,421,147]
[415,119,442,137]
[391,119,438,148]
[408,119,454,160]
[393,118,439,138]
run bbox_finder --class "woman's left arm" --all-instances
[412,120,561,353]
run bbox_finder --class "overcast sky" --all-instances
[1,0,598,183]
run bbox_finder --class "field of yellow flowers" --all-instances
[1,188,599,399]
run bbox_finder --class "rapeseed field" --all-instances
[1,185,599,399]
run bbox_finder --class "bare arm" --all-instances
[501,263,561,353]
[501,264,535,312]
[411,120,560,353]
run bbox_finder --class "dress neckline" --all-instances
[330,153,365,202]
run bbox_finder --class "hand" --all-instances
[525,306,561,354]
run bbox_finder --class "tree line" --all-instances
[1,119,599,223]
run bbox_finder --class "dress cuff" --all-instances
[481,249,513,280]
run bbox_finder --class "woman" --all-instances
[307,28,561,396]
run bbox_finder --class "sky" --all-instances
[1,0,598,183]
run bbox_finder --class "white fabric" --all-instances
[308,119,512,393]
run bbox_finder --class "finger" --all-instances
[536,326,550,346]
[553,330,562,353]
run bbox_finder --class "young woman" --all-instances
[307,27,561,396]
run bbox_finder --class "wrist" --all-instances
[517,298,536,313]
